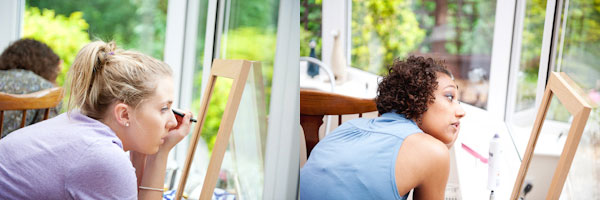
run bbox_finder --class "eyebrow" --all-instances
[444,84,458,90]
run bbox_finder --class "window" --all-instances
[551,0,600,197]
[505,0,547,155]
[351,0,497,109]
[181,0,280,198]
[25,0,168,87]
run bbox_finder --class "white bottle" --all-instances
[331,30,347,84]
[487,133,501,191]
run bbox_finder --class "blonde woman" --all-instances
[0,41,192,199]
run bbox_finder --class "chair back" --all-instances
[0,87,64,137]
[300,89,377,157]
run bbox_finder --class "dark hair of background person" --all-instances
[0,39,60,82]
[376,56,453,124]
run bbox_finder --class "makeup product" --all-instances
[172,109,197,123]
[487,133,501,191]
[461,143,488,163]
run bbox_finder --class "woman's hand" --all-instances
[159,110,193,153]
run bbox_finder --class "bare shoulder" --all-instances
[404,133,450,161]
[394,133,450,195]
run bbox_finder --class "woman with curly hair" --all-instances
[300,56,466,200]
[0,39,62,137]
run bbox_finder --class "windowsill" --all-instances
[452,104,522,199]
[299,61,380,99]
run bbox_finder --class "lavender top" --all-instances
[0,111,137,199]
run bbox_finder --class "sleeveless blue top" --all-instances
[300,112,423,200]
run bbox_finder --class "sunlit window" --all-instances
[24,0,168,109]
[352,0,496,109]
[552,0,600,197]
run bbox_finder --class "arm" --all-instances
[396,134,450,200]
[413,138,450,200]
[137,111,193,200]
[130,151,147,187]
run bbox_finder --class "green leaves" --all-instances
[23,7,91,86]
[351,0,425,75]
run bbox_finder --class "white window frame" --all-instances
[321,0,351,69]
[263,1,300,199]
[487,0,518,120]
[0,0,25,51]
[503,0,562,157]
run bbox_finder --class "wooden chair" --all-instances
[0,87,64,138]
[300,89,377,157]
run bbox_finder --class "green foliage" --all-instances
[27,0,168,59]
[228,0,279,29]
[515,70,539,111]
[221,27,276,107]
[520,0,547,69]
[300,28,322,57]
[23,7,91,86]
[193,78,233,151]
[300,0,323,58]
[351,0,425,74]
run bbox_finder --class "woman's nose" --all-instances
[456,104,466,118]
[167,113,178,128]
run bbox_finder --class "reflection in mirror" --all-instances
[182,77,233,199]
[228,62,267,198]
[521,96,571,199]
[562,108,600,198]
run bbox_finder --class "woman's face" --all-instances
[129,77,178,154]
[419,73,466,145]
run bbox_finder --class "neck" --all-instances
[100,108,132,152]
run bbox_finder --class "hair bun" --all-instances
[95,41,117,70]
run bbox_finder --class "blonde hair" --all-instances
[67,41,172,119]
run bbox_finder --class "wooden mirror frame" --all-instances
[176,59,252,200]
[511,72,593,199]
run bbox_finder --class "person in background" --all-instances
[300,56,466,200]
[0,38,62,137]
[0,40,193,200]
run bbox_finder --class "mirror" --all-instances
[519,95,570,199]
[180,77,233,199]
[512,72,593,199]
[228,61,268,198]
[175,59,252,200]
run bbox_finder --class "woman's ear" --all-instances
[114,103,131,127]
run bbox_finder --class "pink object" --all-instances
[461,143,488,164]
[588,90,600,104]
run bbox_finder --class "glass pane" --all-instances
[554,0,600,198]
[229,63,268,198]
[507,0,548,156]
[212,0,279,199]
[300,0,322,60]
[514,0,547,113]
[190,0,210,135]
[25,0,168,87]
[182,77,233,199]
[350,0,497,109]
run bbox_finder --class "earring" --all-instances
[125,122,130,127]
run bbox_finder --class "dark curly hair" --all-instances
[0,39,60,82]
[376,56,453,124]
